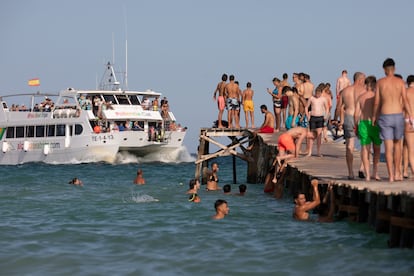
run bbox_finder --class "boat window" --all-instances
[16,126,24,138]
[129,95,140,105]
[47,125,55,137]
[74,124,83,135]
[56,124,65,136]
[6,127,14,138]
[36,126,45,137]
[69,125,73,136]
[116,94,130,105]
[103,94,116,104]
[26,126,35,138]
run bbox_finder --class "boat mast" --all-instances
[124,5,128,90]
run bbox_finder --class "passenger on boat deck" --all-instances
[160,97,168,106]
[169,121,177,131]
[212,199,229,220]
[186,179,200,194]
[133,169,146,185]
[206,162,221,191]
[293,178,320,221]
[152,97,159,111]
[132,121,144,131]
[142,97,150,110]
[69,177,83,186]
[125,120,132,130]
[112,122,119,131]
[118,123,125,131]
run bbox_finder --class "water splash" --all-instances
[123,192,159,203]
[115,146,195,164]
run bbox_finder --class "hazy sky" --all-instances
[1,0,413,153]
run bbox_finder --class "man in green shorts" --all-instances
[354,76,382,181]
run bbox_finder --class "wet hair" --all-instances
[229,75,235,81]
[246,82,251,88]
[394,74,403,79]
[342,70,348,74]
[272,77,280,83]
[283,73,288,79]
[260,104,268,111]
[239,184,247,193]
[221,74,228,81]
[407,75,414,85]
[383,58,395,68]
[189,179,197,189]
[214,199,227,211]
[223,184,231,193]
[282,86,292,94]
[188,194,199,202]
[294,191,304,200]
[69,178,78,184]
[364,76,377,91]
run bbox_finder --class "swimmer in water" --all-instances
[293,178,320,221]
[188,193,201,203]
[212,199,229,220]
[69,177,83,186]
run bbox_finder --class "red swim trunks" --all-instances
[217,96,225,111]
[278,133,295,152]
[259,126,274,133]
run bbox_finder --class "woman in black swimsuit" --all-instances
[206,162,220,191]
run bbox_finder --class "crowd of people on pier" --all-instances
[212,57,414,184]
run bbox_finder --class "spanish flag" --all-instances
[28,78,40,86]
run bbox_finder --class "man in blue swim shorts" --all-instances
[373,58,414,182]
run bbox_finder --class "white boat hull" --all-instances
[116,130,186,157]
[0,134,119,165]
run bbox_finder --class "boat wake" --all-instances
[123,191,159,203]
[115,146,195,164]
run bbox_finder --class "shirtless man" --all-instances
[305,84,329,157]
[403,75,414,179]
[303,73,315,101]
[335,70,352,121]
[293,178,320,221]
[213,74,228,128]
[242,82,255,128]
[133,169,146,185]
[212,199,229,220]
[225,75,242,128]
[354,76,382,181]
[280,73,290,127]
[293,73,307,128]
[275,126,310,165]
[373,58,413,182]
[339,72,366,179]
[283,86,300,130]
[258,104,275,133]
[321,84,333,142]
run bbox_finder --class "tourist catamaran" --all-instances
[0,92,120,165]
[61,61,186,157]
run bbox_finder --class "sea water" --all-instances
[0,150,413,275]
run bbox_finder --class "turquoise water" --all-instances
[0,155,413,275]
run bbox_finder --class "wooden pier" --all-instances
[195,127,414,248]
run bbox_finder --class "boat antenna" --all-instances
[123,5,128,90]
[112,32,115,65]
